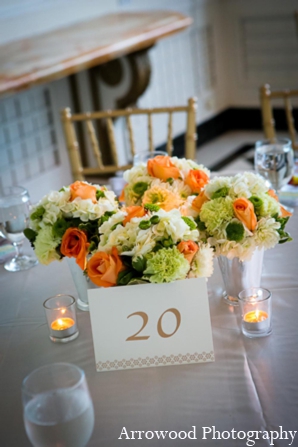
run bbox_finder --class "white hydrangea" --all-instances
[204,176,232,199]
[98,211,126,246]
[254,217,280,249]
[171,157,210,178]
[188,243,214,278]
[152,209,199,243]
[123,165,151,184]
[230,172,268,198]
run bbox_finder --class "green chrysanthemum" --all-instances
[34,225,61,265]
[200,197,234,234]
[144,247,189,283]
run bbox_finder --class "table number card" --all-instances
[88,278,214,372]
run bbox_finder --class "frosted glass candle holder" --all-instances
[238,288,272,338]
[43,295,79,343]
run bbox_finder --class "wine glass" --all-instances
[254,138,294,193]
[22,363,94,447]
[0,186,38,272]
[133,150,168,166]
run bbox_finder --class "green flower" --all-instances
[144,247,189,283]
[226,221,245,242]
[133,182,149,197]
[144,203,160,212]
[34,225,61,265]
[211,186,229,199]
[249,196,263,213]
[200,197,234,234]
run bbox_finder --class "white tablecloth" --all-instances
[0,209,297,446]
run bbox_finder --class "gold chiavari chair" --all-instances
[260,84,298,150]
[61,98,197,181]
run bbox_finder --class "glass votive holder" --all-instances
[133,150,168,166]
[238,288,272,338]
[43,294,79,343]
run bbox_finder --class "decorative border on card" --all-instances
[96,351,214,371]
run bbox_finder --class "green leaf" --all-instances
[226,221,245,242]
[132,182,149,196]
[30,206,45,220]
[96,190,106,200]
[152,241,164,252]
[139,220,151,230]
[182,216,197,230]
[132,256,147,272]
[111,222,123,231]
[150,215,160,225]
[52,218,70,238]
[144,203,160,212]
[166,177,174,185]
[211,187,229,199]
[116,270,135,286]
[23,228,37,246]
[194,215,206,231]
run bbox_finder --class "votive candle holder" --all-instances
[238,288,272,338]
[43,294,79,343]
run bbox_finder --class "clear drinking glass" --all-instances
[133,150,168,166]
[254,138,294,193]
[22,363,94,447]
[0,186,38,272]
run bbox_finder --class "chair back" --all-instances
[260,84,298,150]
[61,98,197,181]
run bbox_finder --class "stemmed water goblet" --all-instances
[254,138,294,211]
[22,363,95,447]
[0,186,38,271]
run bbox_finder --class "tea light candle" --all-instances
[243,309,269,332]
[50,317,76,338]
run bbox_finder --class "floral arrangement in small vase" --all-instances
[85,206,214,287]
[195,172,292,261]
[120,155,210,212]
[24,181,119,269]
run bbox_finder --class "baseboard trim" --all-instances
[156,107,297,158]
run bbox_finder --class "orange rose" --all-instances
[185,169,209,193]
[61,228,89,270]
[268,189,292,217]
[192,191,209,212]
[177,241,199,263]
[87,247,125,288]
[147,156,180,181]
[118,186,126,202]
[123,206,146,226]
[233,198,257,231]
[70,181,97,203]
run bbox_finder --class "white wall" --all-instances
[1,0,298,199]
[0,0,117,45]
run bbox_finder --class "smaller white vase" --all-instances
[66,258,94,311]
[218,247,264,306]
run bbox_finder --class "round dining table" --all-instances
[0,205,297,446]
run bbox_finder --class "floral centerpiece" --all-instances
[120,155,210,212]
[24,181,120,269]
[85,206,214,287]
[194,172,292,261]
